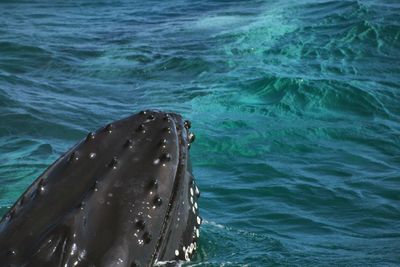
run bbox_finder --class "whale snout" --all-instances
[0,110,201,267]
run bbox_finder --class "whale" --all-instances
[0,110,201,267]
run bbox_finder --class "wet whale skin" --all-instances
[0,110,201,267]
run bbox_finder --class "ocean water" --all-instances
[0,0,399,266]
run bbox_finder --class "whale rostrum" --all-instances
[0,110,201,267]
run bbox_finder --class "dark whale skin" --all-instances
[0,110,201,267]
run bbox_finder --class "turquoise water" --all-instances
[1,0,399,266]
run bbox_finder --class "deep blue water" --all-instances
[1,0,400,266]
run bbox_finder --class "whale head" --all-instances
[0,110,201,267]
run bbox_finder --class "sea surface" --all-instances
[0,0,399,266]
